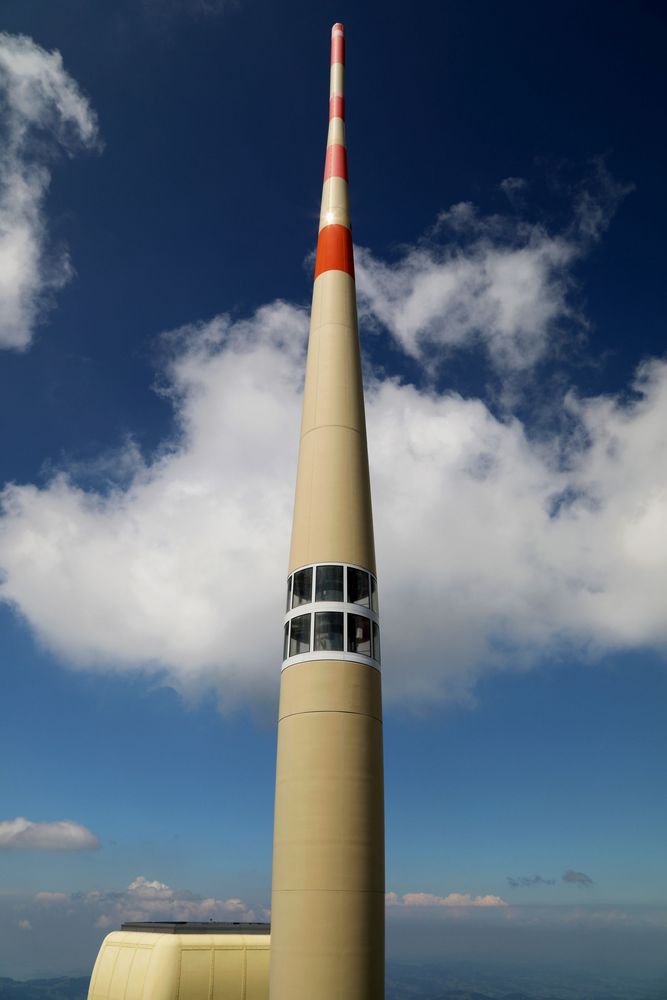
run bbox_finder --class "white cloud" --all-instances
[0,817,100,850]
[81,875,263,925]
[0,302,306,705]
[370,358,667,702]
[0,294,666,706]
[387,891,507,908]
[127,876,174,899]
[356,225,573,373]
[355,170,627,374]
[0,32,99,349]
[34,891,68,903]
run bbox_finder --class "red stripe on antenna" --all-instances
[329,95,345,120]
[315,224,354,279]
[331,33,345,65]
[324,144,348,181]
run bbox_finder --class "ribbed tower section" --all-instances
[269,23,385,1000]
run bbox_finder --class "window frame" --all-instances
[288,612,312,657]
[291,566,313,609]
[347,611,372,656]
[347,566,371,608]
[314,609,345,652]
[316,564,345,604]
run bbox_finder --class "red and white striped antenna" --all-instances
[315,23,354,279]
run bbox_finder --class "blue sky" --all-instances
[0,0,666,981]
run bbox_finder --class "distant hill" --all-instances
[0,979,89,1000]
[2,970,665,1000]
[385,962,667,1000]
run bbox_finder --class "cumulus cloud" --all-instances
[0,32,99,350]
[127,875,174,899]
[80,875,265,926]
[0,290,666,705]
[387,891,507,908]
[34,891,68,903]
[0,302,305,705]
[563,869,594,887]
[355,167,628,374]
[0,817,100,850]
[507,875,556,888]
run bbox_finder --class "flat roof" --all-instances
[121,921,270,935]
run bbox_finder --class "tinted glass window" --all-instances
[289,614,311,656]
[285,576,292,613]
[314,611,344,651]
[316,565,344,602]
[292,567,313,608]
[347,567,370,607]
[372,621,380,662]
[371,575,379,613]
[348,613,371,655]
[283,623,289,660]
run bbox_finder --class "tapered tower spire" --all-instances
[269,23,385,1000]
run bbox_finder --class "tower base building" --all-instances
[88,924,270,1000]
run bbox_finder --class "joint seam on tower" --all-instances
[278,709,383,723]
[300,423,362,441]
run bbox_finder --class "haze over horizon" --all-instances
[0,0,665,985]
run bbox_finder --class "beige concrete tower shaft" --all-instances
[269,23,385,1000]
